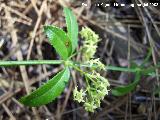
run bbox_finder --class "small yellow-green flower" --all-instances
[86,58,105,70]
[84,100,97,112]
[73,87,85,103]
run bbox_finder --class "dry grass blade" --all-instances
[27,0,47,60]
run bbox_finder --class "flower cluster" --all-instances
[73,72,110,112]
[80,27,100,61]
[85,58,105,71]
[73,27,110,112]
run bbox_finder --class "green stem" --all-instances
[78,63,138,73]
[105,66,137,73]
[0,60,157,76]
[71,65,87,75]
[0,60,64,66]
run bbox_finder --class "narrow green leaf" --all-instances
[63,7,78,52]
[19,67,70,107]
[112,49,153,96]
[44,25,72,60]
[112,72,141,96]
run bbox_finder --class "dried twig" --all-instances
[2,103,16,120]
[27,0,47,60]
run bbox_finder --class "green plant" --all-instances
[0,7,159,112]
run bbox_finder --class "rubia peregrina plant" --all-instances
[18,8,110,112]
[19,7,79,107]
[0,7,159,112]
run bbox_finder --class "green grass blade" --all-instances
[19,67,70,107]
[63,7,78,52]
